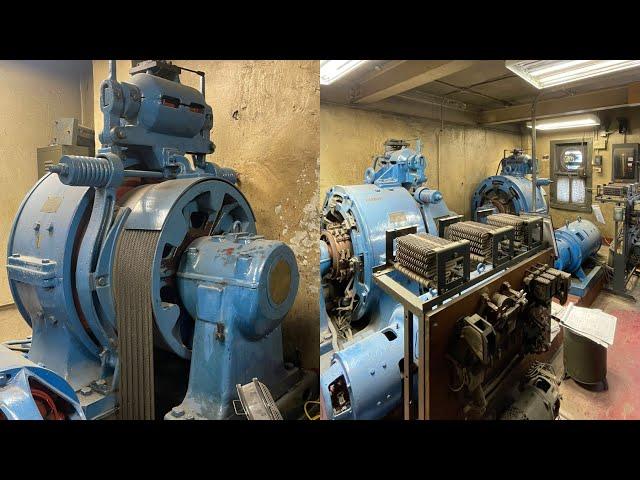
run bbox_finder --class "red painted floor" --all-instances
[558,276,640,420]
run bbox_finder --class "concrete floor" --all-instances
[555,274,640,420]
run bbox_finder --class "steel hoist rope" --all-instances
[113,229,160,420]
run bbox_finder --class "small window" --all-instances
[550,139,592,213]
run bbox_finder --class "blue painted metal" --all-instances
[0,344,85,420]
[554,218,602,279]
[320,140,453,419]
[118,177,256,359]
[6,174,103,390]
[324,184,427,331]
[321,300,430,420]
[364,141,427,189]
[568,265,603,297]
[1,60,301,420]
[167,233,299,419]
[471,149,549,219]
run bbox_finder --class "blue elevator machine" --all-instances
[471,149,549,219]
[319,139,453,419]
[0,60,316,420]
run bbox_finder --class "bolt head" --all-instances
[370,369,375,376]
[96,277,107,287]
[80,387,92,396]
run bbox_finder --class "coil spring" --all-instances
[54,155,114,187]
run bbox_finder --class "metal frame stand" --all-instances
[373,227,546,419]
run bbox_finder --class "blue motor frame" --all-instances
[320,140,452,420]
[0,344,85,420]
[1,60,313,420]
[471,149,550,219]
[554,218,603,296]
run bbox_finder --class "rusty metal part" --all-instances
[500,361,561,420]
[320,222,354,283]
[447,281,529,416]
[485,189,516,214]
[486,213,543,248]
[421,249,562,419]
[445,220,514,265]
[396,233,457,283]
[395,232,470,294]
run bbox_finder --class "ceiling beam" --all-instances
[479,83,640,125]
[351,60,477,104]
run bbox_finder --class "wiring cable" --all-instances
[304,400,320,420]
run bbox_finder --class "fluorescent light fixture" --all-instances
[526,114,600,131]
[320,60,368,85]
[507,60,640,89]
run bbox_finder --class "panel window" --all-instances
[550,139,592,212]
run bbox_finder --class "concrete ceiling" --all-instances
[321,60,640,130]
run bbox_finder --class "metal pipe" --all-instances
[199,73,205,99]
[109,60,116,82]
[123,170,164,178]
[530,94,541,213]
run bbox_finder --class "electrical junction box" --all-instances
[52,118,95,149]
[612,143,639,182]
[593,138,607,150]
[592,155,603,174]
[37,144,91,179]
[37,118,95,179]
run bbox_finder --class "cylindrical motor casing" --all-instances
[554,219,602,274]
[323,184,426,325]
[320,303,427,420]
[471,174,548,219]
[129,73,208,138]
[176,234,299,339]
[563,327,607,386]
